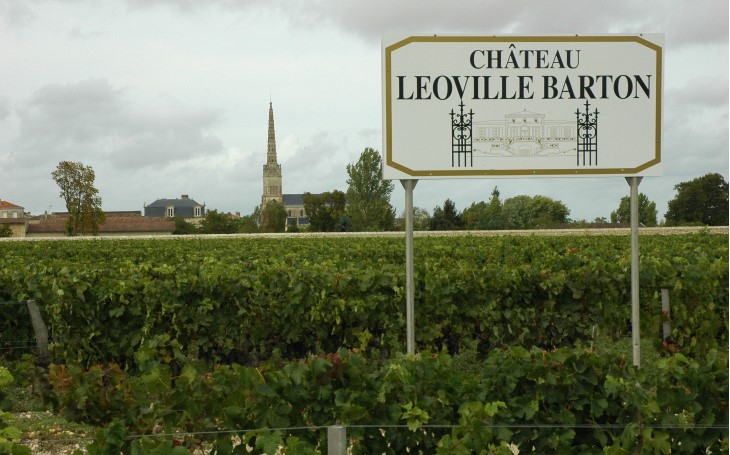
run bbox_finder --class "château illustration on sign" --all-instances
[381,35,664,179]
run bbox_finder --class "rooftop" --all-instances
[146,194,204,208]
[0,199,23,209]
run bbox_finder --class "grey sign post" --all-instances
[327,425,347,455]
[401,179,418,355]
[627,176,643,367]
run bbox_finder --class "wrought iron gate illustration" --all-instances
[576,101,599,166]
[451,101,474,167]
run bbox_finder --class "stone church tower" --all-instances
[262,102,282,208]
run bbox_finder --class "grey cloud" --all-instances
[0,96,10,120]
[669,77,729,109]
[124,0,199,13]
[663,123,728,179]
[12,79,125,167]
[665,81,728,147]
[110,128,223,169]
[123,0,272,14]
[0,0,35,28]
[663,85,728,180]
[356,128,379,142]
[67,26,102,40]
[117,0,727,48]
[12,79,224,171]
[268,0,728,48]
[659,1,729,47]
[283,131,350,192]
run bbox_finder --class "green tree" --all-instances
[172,217,198,235]
[430,199,462,231]
[198,210,238,234]
[303,190,346,232]
[286,218,300,232]
[336,215,354,232]
[260,200,287,233]
[345,148,395,231]
[461,186,504,230]
[610,193,658,226]
[461,201,488,230]
[413,207,431,231]
[0,224,12,237]
[502,195,569,229]
[665,173,729,226]
[51,161,106,236]
[398,207,431,231]
[236,213,259,233]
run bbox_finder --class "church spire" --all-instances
[267,102,277,165]
[262,102,283,208]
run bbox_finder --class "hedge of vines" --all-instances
[50,348,728,454]
[1,233,727,453]
[0,233,727,367]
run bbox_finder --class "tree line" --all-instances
[32,156,728,238]
[407,172,728,231]
[175,161,729,234]
[172,147,396,235]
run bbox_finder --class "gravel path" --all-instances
[1,225,726,241]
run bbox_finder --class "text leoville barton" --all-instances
[396,45,652,101]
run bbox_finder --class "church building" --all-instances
[261,103,310,228]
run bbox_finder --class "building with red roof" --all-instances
[0,199,27,237]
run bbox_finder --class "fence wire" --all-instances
[17,422,729,445]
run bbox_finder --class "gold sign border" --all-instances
[383,35,663,177]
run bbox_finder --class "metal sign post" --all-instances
[401,179,418,354]
[626,176,643,367]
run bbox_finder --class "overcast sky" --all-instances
[0,0,727,222]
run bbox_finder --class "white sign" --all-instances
[382,35,664,179]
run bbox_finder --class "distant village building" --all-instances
[261,102,310,228]
[282,194,309,228]
[144,195,206,223]
[0,199,28,237]
[0,197,176,238]
[26,211,175,237]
